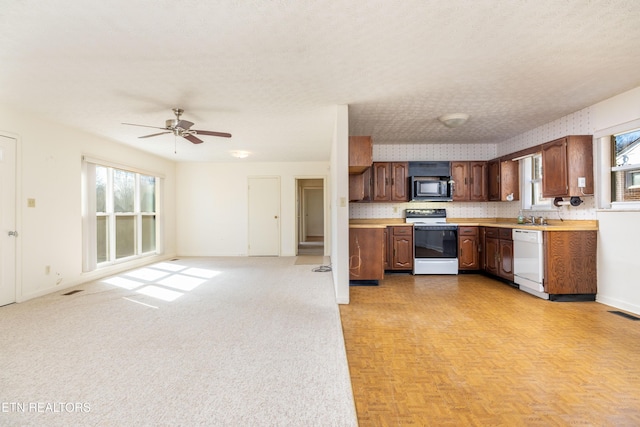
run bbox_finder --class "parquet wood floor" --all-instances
[339,273,640,426]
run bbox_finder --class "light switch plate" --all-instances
[27,198,36,208]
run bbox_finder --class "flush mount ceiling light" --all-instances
[438,113,469,128]
[230,150,250,158]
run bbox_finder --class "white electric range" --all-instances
[405,209,459,275]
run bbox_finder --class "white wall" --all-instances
[175,161,330,257]
[0,107,177,301]
[589,87,640,314]
[331,105,350,304]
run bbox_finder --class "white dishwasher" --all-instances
[512,229,548,299]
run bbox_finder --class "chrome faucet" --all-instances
[529,215,536,224]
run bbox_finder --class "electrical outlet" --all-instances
[578,177,586,188]
[45,265,51,275]
[27,198,36,208]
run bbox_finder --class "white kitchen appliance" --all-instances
[405,208,458,275]
[513,228,548,299]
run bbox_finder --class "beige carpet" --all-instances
[294,255,328,265]
[0,257,356,426]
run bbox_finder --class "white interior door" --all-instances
[248,177,280,256]
[0,135,17,306]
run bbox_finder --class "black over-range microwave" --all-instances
[411,176,453,201]
[408,161,453,201]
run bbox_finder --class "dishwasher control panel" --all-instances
[512,229,542,243]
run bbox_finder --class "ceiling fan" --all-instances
[122,108,231,144]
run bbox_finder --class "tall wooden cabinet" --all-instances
[451,161,488,201]
[541,135,593,198]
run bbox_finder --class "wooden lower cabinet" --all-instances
[483,227,513,281]
[481,226,596,297]
[544,231,597,296]
[458,226,481,270]
[349,227,385,282]
[498,233,514,282]
[385,226,413,271]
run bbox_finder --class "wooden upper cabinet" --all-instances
[487,160,501,201]
[372,162,408,202]
[373,162,391,201]
[541,135,593,198]
[452,161,487,201]
[391,162,409,201]
[349,167,372,202]
[349,136,373,174]
[451,162,470,201]
[488,159,519,201]
[469,161,488,201]
[500,160,519,201]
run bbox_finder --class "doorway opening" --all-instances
[296,178,325,256]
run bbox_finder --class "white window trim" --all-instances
[594,119,640,211]
[82,156,163,272]
[519,155,555,212]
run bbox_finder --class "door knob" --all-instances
[8,230,18,237]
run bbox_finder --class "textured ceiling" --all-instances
[1,0,640,162]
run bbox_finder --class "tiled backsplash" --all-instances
[352,107,596,221]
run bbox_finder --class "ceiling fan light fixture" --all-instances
[439,113,469,128]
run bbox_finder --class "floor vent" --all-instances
[62,290,84,296]
[609,310,640,321]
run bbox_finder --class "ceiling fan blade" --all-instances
[193,130,232,138]
[122,122,168,130]
[176,120,194,130]
[139,131,172,139]
[183,134,204,144]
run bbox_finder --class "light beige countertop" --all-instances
[349,218,412,228]
[349,217,598,231]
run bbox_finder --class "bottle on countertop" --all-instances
[517,210,524,224]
